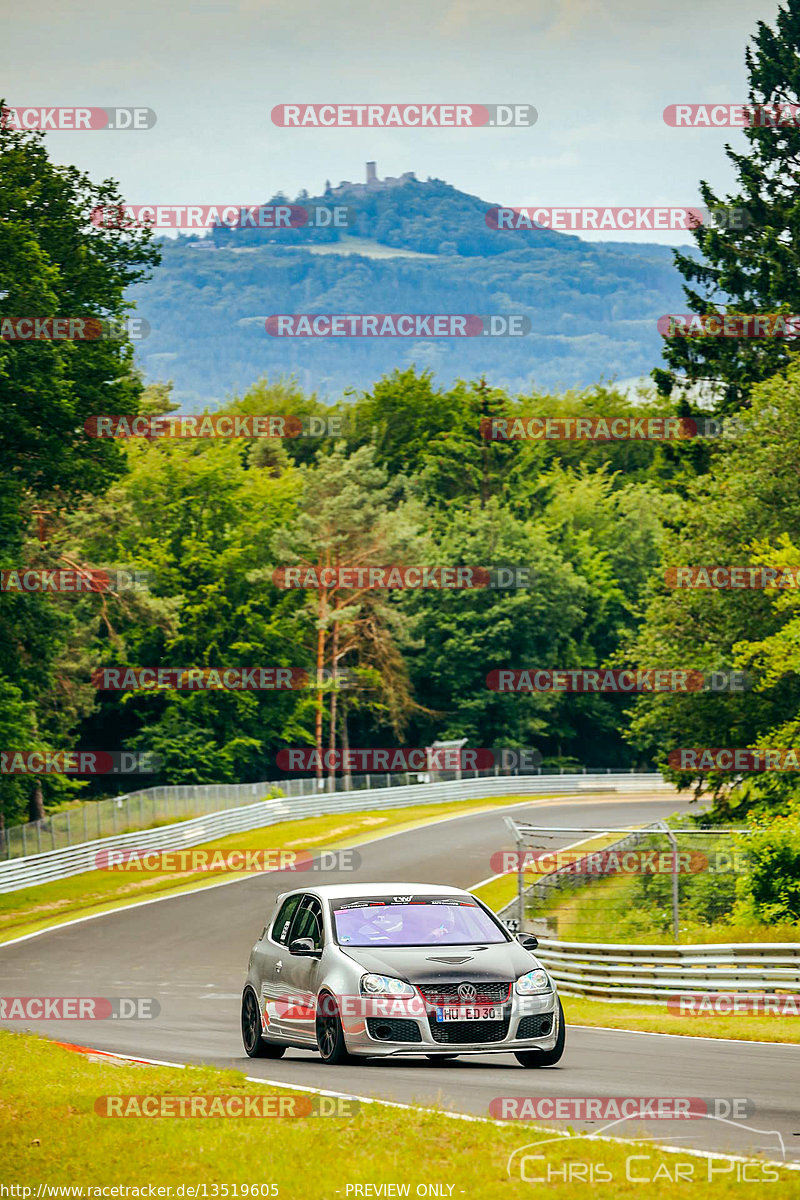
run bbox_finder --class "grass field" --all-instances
[2,1031,796,1198]
[564,995,800,1043]
[535,873,800,945]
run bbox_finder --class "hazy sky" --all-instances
[2,0,784,244]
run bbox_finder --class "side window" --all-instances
[289,896,324,949]
[272,894,303,945]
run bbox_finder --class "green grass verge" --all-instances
[2,1031,796,1196]
[471,872,518,911]
[0,793,556,945]
[563,995,800,1044]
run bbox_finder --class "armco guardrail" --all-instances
[0,766,661,860]
[0,771,672,893]
[533,938,800,1003]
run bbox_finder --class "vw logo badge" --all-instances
[458,982,477,1001]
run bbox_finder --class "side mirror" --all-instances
[289,937,321,958]
[516,932,538,951]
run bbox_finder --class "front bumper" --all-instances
[341,990,559,1057]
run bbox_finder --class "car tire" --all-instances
[241,987,286,1059]
[316,992,349,1064]
[514,999,565,1068]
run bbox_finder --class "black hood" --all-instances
[339,941,541,985]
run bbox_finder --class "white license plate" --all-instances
[434,1005,503,1022]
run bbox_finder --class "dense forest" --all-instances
[4,355,800,832]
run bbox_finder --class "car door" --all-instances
[276,893,325,1044]
[254,892,303,1039]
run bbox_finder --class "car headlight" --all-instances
[514,968,551,995]
[360,973,416,997]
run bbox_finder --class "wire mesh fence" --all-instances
[498,820,749,943]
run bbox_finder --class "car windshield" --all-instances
[331,896,507,946]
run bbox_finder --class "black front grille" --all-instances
[366,1018,422,1043]
[429,1017,510,1044]
[417,981,512,1004]
[516,1014,552,1039]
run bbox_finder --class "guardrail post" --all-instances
[22,824,27,857]
[517,828,524,928]
[658,821,680,942]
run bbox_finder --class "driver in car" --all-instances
[357,908,405,941]
[429,906,456,940]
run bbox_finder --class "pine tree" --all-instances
[654,0,800,412]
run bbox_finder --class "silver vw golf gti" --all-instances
[241,883,564,1066]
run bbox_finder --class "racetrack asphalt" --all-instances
[2,790,799,1164]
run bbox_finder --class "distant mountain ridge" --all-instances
[130,165,691,408]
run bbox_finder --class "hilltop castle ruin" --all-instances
[324,163,417,198]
